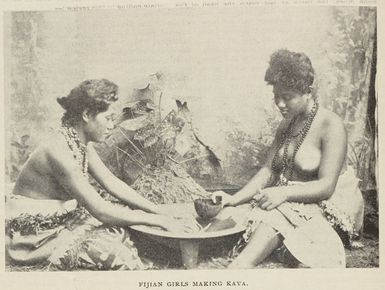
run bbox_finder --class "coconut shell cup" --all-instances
[194,197,222,220]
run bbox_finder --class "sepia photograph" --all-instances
[0,0,382,289]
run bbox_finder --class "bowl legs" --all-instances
[179,240,200,269]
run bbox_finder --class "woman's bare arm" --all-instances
[227,121,287,206]
[226,167,271,206]
[86,145,164,215]
[257,112,347,210]
[284,113,347,202]
[46,145,167,227]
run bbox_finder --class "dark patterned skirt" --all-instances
[6,196,148,271]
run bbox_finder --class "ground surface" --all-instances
[6,232,379,271]
[133,232,379,269]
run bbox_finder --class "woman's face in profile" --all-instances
[273,85,308,119]
[85,108,114,143]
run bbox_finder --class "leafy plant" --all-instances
[96,87,217,203]
[223,110,279,186]
[8,134,32,182]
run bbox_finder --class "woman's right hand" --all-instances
[210,191,234,207]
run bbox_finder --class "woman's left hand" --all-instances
[160,215,201,233]
[177,215,202,232]
[253,187,288,210]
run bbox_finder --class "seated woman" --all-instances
[215,49,364,268]
[6,79,196,270]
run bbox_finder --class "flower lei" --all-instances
[60,126,88,176]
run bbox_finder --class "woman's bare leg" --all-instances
[228,222,282,269]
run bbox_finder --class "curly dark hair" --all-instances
[264,49,314,95]
[57,79,118,127]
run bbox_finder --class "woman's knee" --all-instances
[250,222,281,242]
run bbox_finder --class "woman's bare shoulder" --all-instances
[34,132,64,151]
[34,132,73,165]
[14,133,74,183]
[318,108,346,136]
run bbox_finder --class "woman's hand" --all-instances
[153,204,171,216]
[253,187,288,210]
[159,216,200,233]
[210,191,234,207]
[176,215,202,232]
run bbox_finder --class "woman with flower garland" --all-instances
[214,49,364,268]
[6,79,197,270]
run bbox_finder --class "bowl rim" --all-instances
[130,224,245,240]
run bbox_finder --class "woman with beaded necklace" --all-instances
[214,49,364,268]
[7,79,197,270]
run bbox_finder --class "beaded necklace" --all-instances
[271,102,319,186]
[60,126,88,176]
